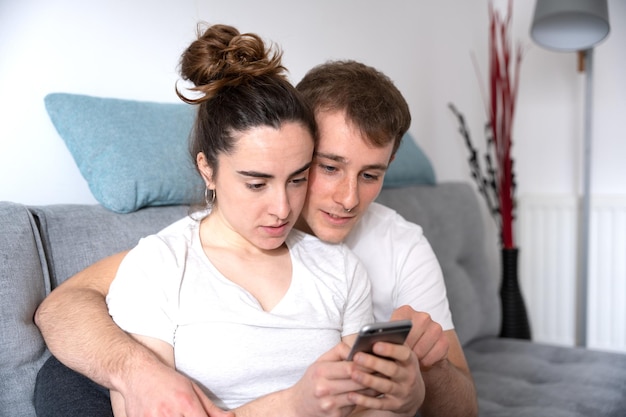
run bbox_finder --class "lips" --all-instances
[262,222,289,237]
[322,210,354,226]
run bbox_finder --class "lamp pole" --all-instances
[577,48,594,347]
[530,0,610,348]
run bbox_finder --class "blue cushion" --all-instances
[45,93,435,213]
[45,93,204,213]
[383,132,436,188]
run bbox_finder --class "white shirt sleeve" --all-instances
[346,203,454,330]
[340,246,373,337]
[106,234,183,345]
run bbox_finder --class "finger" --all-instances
[350,366,396,395]
[413,323,447,364]
[317,341,352,363]
[419,337,449,368]
[374,341,412,362]
[390,306,423,351]
[347,390,398,411]
[192,383,234,417]
[350,355,403,392]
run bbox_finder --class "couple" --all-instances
[34,23,478,417]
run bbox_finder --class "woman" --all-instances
[106,24,417,416]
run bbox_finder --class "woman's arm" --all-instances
[234,340,362,417]
[234,333,423,417]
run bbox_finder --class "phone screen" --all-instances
[347,320,412,360]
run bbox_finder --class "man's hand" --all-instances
[391,305,449,368]
[391,306,478,417]
[118,365,234,417]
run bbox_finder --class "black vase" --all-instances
[499,247,532,339]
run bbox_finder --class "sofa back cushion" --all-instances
[0,203,50,417]
[31,204,189,288]
[376,182,500,345]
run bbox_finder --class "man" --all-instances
[34,60,478,417]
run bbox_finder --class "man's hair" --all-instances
[296,60,411,156]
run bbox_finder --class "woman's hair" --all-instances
[296,60,410,157]
[177,23,317,181]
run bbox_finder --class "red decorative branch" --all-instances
[450,0,523,249]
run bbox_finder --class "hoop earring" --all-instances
[205,188,216,207]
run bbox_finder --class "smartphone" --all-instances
[347,319,413,361]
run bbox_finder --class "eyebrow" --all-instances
[237,161,312,179]
[315,152,388,171]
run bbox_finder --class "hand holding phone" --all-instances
[347,320,412,361]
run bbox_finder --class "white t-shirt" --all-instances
[345,202,454,330]
[107,216,372,410]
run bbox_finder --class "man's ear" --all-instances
[196,152,214,187]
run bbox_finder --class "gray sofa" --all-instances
[2,182,626,417]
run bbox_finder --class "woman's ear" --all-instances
[196,152,214,187]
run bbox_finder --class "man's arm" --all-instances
[419,330,477,417]
[391,307,478,417]
[34,252,232,417]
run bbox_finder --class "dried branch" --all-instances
[449,0,522,248]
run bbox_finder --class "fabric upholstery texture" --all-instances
[44,93,435,214]
[44,93,203,213]
[466,337,626,416]
[0,203,50,417]
[31,204,188,288]
[382,133,436,188]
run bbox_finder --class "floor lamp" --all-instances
[530,0,610,347]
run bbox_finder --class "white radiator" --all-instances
[517,194,626,353]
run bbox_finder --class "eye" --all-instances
[290,176,308,186]
[319,163,337,174]
[361,172,381,182]
[245,182,266,191]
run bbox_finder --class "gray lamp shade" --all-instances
[530,0,610,51]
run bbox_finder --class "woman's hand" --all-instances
[346,342,424,417]
[284,342,371,417]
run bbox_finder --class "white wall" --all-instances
[3,0,624,205]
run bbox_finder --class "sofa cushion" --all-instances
[44,93,203,214]
[0,202,50,417]
[44,93,436,214]
[376,182,500,345]
[31,204,189,288]
[382,133,436,188]
[465,337,626,417]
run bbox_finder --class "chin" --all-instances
[315,227,348,244]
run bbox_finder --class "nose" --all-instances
[335,175,359,212]
[270,187,291,220]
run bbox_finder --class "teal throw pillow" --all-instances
[383,132,436,188]
[44,93,203,213]
[45,93,435,213]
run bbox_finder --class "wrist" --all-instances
[109,341,165,394]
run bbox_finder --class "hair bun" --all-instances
[177,23,286,104]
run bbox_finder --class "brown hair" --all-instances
[296,60,410,156]
[176,23,317,180]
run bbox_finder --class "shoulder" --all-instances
[126,215,201,263]
[288,229,356,260]
[288,229,347,252]
[287,230,364,278]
